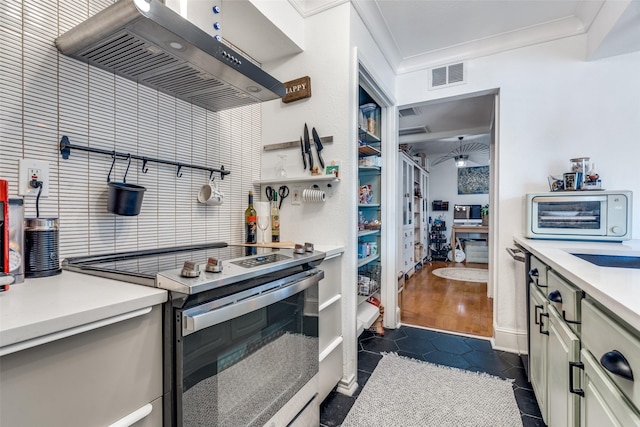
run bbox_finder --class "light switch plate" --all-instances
[18,159,49,197]
[291,186,301,205]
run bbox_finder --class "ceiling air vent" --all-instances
[399,107,421,117]
[399,126,431,137]
[429,62,466,90]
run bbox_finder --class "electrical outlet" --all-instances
[19,159,49,197]
[291,186,301,205]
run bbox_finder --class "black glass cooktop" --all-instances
[62,243,281,281]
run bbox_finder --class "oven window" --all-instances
[537,200,601,229]
[181,288,318,427]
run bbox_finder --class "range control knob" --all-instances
[213,22,221,30]
[205,258,223,273]
[212,5,221,13]
[181,261,200,278]
[611,226,622,234]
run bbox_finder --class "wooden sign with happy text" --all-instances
[282,76,311,104]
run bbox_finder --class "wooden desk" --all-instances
[451,225,488,245]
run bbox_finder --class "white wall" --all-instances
[396,34,640,351]
[0,0,265,258]
[260,1,397,396]
[429,162,490,229]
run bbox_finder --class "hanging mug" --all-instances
[198,179,224,205]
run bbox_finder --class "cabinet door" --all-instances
[529,282,549,423]
[547,305,580,427]
[400,156,411,226]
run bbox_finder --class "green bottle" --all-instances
[245,191,257,255]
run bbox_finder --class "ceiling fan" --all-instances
[430,136,489,167]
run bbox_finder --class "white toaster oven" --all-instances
[525,191,632,241]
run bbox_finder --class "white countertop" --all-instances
[514,237,640,331]
[0,271,167,353]
[315,245,345,259]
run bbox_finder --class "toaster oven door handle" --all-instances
[182,269,324,336]
[534,196,606,203]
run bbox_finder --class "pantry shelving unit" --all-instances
[399,151,429,277]
[356,86,383,336]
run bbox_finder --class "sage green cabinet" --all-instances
[547,304,581,427]
[529,282,549,422]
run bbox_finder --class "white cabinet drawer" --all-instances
[0,305,163,427]
[319,256,341,307]
[319,297,342,352]
[547,270,582,333]
[582,299,640,409]
[319,340,343,403]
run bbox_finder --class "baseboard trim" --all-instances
[492,325,527,354]
[336,373,358,396]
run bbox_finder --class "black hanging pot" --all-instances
[107,154,146,216]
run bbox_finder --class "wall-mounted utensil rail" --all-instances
[59,136,230,180]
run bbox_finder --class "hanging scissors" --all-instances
[265,186,276,202]
[278,185,290,210]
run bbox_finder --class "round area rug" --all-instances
[432,267,488,283]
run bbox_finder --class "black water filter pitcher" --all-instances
[24,217,61,278]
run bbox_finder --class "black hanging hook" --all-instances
[209,170,216,181]
[107,152,116,183]
[220,165,226,180]
[142,159,149,174]
[176,165,183,178]
[122,153,132,183]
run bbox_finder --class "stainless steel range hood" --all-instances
[55,0,285,112]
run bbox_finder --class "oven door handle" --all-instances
[182,269,323,335]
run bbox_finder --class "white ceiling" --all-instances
[351,0,607,158]
[289,0,638,157]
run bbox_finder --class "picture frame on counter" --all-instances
[563,172,581,190]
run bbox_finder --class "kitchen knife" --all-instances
[303,123,314,171]
[311,127,325,169]
[304,123,313,172]
[300,137,307,170]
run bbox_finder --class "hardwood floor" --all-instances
[400,261,493,337]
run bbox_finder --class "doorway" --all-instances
[397,89,498,338]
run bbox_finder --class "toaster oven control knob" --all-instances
[205,257,223,273]
[181,261,200,278]
[611,226,622,234]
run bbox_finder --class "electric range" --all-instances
[62,242,325,294]
[63,242,326,426]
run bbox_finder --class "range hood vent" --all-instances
[55,0,285,112]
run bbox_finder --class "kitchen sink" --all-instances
[571,253,640,269]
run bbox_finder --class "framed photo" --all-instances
[563,172,581,190]
[325,160,340,178]
[457,166,489,194]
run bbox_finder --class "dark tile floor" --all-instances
[320,326,546,427]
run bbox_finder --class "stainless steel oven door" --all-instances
[177,268,322,427]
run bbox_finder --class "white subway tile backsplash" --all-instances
[0,1,23,30]
[1,0,264,259]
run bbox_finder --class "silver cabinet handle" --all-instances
[183,269,323,335]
